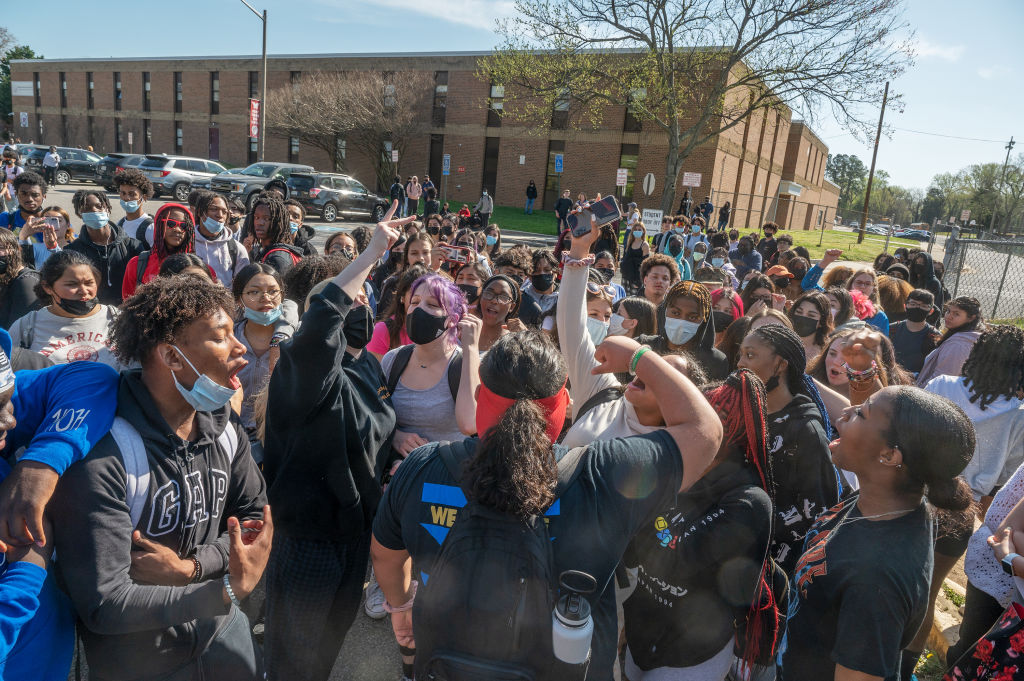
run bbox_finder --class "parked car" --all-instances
[210,161,315,209]
[865,225,889,235]
[901,229,932,241]
[849,220,860,229]
[138,155,228,202]
[94,153,147,191]
[24,146,104,184]
[286,173,388,223]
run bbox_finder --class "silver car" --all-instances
[139,155,228,202]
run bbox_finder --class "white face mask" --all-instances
[663,317,700,345]
[608,313,628,337]
[586,316,609,346]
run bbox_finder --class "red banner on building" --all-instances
[249,99,261,138]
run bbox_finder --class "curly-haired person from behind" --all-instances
[371,331,722,681]
[50,276,273,681]
[779,331,975,681]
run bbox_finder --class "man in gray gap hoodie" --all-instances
[51,276,271,681]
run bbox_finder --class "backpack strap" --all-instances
[19,310,37,349]
[386,344,416,396]
[554,446,588,498]
[135,217,153,246]
[446,349,463,402]
[109,416,151,529]
[261,247,301,266]
[135,252,150,287]
[217,420,240,464]
[573,386,622,423]
[226,238,239,274]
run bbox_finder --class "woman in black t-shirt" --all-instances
[779,330,976,681]
[623,369,778,680]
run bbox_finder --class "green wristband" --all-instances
[630,346,651,376]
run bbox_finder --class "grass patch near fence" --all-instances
[488,205,560,235]
[993,318,1024,329]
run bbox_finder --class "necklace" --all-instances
[839,506,918,528]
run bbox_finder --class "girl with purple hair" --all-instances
[380,273,482,459]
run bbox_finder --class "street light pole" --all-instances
[858,81,889,244]
[988,136,1015,233]
[239,0,267,162]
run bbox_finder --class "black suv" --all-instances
[286,173,388,222]
[25,146,104,184]
[94,153,147,190]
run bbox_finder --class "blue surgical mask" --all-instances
[82,212,108,229]
[203,216,225,235]
[289,221,299,234]
[608,313,628,337]
[664,317,700,345]
[675,226,686,234]
[171,345,238,412]
[711,257,725,268]
[485,235,497,246]
[586,316,609,346]
[692,251,705,262]
[632,230,643,239]
[120,199,140,213]
[243,305,282,326]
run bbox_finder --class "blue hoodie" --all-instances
[0,328,118,680]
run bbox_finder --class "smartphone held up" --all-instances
[567,195,622,238]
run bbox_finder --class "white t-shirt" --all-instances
[121,214,151,242]
[7,305,119,368]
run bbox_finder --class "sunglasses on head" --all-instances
[586,282,616,298]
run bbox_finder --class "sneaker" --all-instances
[364,574,387,620]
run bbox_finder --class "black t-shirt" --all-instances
[373,431,683,681]
[780,496,932,681]
[889,321,940,375]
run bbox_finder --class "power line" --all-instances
[891,128,1008,143]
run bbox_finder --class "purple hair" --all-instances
[410,273,467,346]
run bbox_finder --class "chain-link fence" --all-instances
[942,233,1024,320]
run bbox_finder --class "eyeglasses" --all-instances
[586,282,616,298]
[162,218,189,230]
[481,289,514,304]
[754,296,772,304]
[243,289,282,301]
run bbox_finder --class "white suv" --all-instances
[139,155,228,202]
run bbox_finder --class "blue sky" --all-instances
[4,0,1019,190]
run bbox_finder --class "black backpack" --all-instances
[386,344,462,401]
[413,440,590,681]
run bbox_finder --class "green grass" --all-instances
[489,205,561,235]
[942,584,966,608]
[914,649,946,680]
[993,318,1024,329]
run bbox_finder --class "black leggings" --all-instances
[946,581,1006,666]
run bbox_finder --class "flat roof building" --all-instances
[10,51,838,229]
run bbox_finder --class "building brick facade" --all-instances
[10,51,838,230]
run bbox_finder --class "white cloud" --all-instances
[318,0,516,32]
[977,65,1012,80]
[913,37,965,63]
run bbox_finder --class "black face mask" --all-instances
[712,310,733,332]
[458,283,481,304]
[57,296,98,316]
[596,268,615,283]
[531,273,555,292]
[406,306,449,345]
[668,240,683,257]
[772,277,791,290]
[0,255,8,275]
[738,244,752,255]
[791,314,819,338]
[905,307,929,323]
[342,304,373,350]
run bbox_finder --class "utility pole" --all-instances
[240,0,268,162]
[988,136,1015,233]
[858,81,889,244]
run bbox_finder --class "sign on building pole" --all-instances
[248,99,261,139]
[19,113,28,128]
[391,149,399,163]
[615,168,628,187]
[554,154,564,173]
[442,154,451,176]
[642,209,663,234]
[682,172,702,187]
[960,209,971,223]
[643,173,656,196]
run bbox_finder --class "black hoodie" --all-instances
[262,282,396,541]
[638,306,729,381]
[292,224,318,257]
[766,393,840,574]
[65,220,145,305]
[258,242,304,277]
[51,370,267,680]
[909,252,946,323]
[623,456,772,669]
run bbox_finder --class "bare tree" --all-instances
[482,0,914,213]
[266,70,432,188]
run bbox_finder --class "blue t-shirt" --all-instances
[0,459,75,681]
[373,431,683,681]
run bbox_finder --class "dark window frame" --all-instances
[113,72,121,111]
[143,72,151,112]
[59,72,67,108]
[174,72,183,114]
[210,72,220,115]
[86,72,94,110]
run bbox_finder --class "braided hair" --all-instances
[750,324,833,439]
[243,193,291,248]
[665,279,711,321]
[961,325,1024,410]
[704,368,779,674]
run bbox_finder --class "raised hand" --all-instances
[591,335,642,375]
[225,505,274,603]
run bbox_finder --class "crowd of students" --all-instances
[0,174,1021,681]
